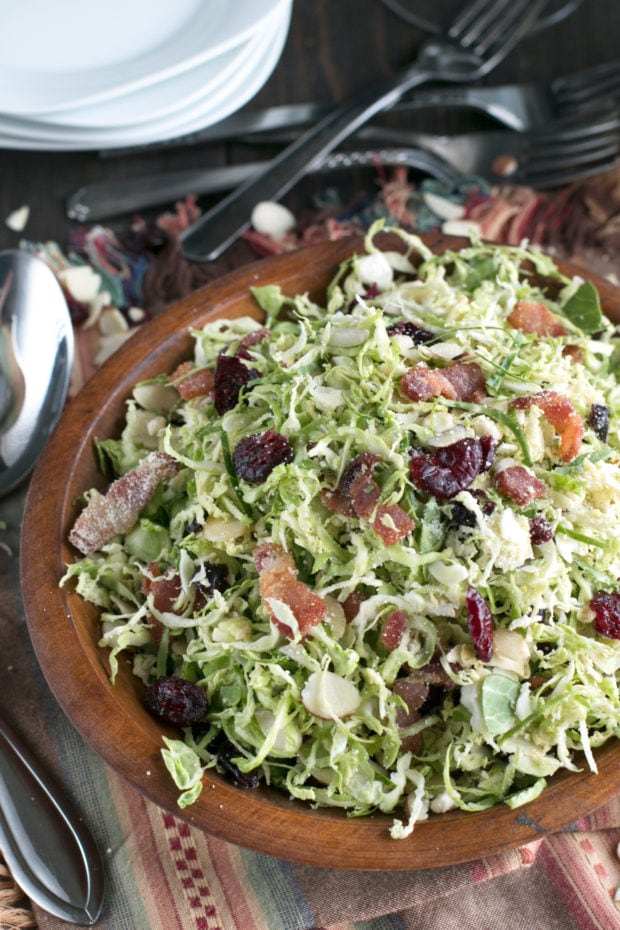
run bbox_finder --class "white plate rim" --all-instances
[0,3,292,152]
[0,0,283,116]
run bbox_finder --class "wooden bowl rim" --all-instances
[20,232,620,870]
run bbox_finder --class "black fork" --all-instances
[180,0,549,261]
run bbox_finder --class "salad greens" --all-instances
[63,223,620,839]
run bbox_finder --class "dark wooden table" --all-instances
[0,0,617,253]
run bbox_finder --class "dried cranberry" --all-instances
[144,676,208,728]
[213,354,259,415]
[465,587,494,662]
[232,428,294,483]
[363,282,381,300]
[338,452,379,497]
[530,515,553,545]
[589,591,620,639]
[197,561,229,595]
[409,437,496,501]
[470,488,496,515]
[387,320,435,344]
[586,404,610,442]
[209,734,261,788]
[479,435,497,472]
[450,501,478,528]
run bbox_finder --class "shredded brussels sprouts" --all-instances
[63,223,620,838]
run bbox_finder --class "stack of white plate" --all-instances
[0,0,292,151]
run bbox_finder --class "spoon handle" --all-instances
[0,712,104,925]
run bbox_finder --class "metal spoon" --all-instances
[0,250,104,923]
[0,249,73,497]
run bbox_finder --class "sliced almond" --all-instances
[301,669,361,719]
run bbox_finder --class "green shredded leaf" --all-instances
[562,281,604,333]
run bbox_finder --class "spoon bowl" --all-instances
[0,249,74,496]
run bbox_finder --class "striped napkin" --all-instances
[2,163,620,930]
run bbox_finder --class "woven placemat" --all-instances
[0,856,37,929]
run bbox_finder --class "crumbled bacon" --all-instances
[69,451,180,555]
[510,390,584,462]
[380,609,407,652]
[253,542,326,639]
[170,361,215,400]
[441,362,487,403]
[507,300,567,337]
[562,345,584,365]
[494,465,546,506]
[372,504,415,545]
[401,361,486,403]
[324,453,414,544]
[401,366,457,402]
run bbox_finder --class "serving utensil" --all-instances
[0,251,73,497]
[67,109,620,223]
[0,717,104,925]
[179,0,548,261]
[0,250,104,924]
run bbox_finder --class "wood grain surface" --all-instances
[0,0,618,251]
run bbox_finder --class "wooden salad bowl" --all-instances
[20,232,620,870]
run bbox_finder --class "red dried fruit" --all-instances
[342,590,365,622]
[529,515,554,545]
[213,353,259,415]
[144,675,208,727]
[208,733,261,787]
[586,403,610,442]
[465,587,494,662]
[387,320,435,344]
[589,591,620,640]
[232,428,293,483]
[338,453,379,500]
[409,437,496,501]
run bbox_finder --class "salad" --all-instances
[63,223,620,839]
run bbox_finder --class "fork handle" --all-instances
[66,148,458,223]
[179,60,438,262]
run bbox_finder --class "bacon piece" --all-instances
[562,345,584,365]
[372,504,415,545]
[401,366,457,402]
[441,362,487,403]
[510,390,584,462]
[326,453,414,544]
[320,488,356,518]
[507,300,567,338]
[170,362,215,400]
[494,465,546,506]
[402,361,486,403]
[143,562,182,612]
[69,452,180,555]
[253,542,326,639]
[342,591,365,622]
